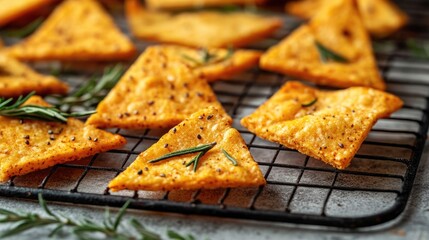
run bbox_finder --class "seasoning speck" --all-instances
[137,170,143,175]
[164,144,169,148]
[160,173,166,178]
[48,130,54,134]
[197,134,202,140]
[49,135,55,140]
[338,143,344,148]
[173,128,177,133]
[207,115,214,120]
[47,142,51,145]
[23,135,30,139]
[148,100,155,106]
[144,167,149,171]
[71,136,76,141]
[25,140,29,145]
[93,138,98,142]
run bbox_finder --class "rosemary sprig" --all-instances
[182,47,234,67]
[406,39,429,59]
[0,92,94,123]
[1,18,43,38]
[47,64,125,112]
[149,142,217,172]
[301,98,318,107]
[221,149,238,166]
[0,193,194,239]
[315,41,349,64]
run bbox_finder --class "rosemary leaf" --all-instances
[186,150,207,172]
[221,149,238,166]
[0,92,95,123]
[301,98,318,107]
[2,18,43,38]
[113,200,131,231]
[149,142,217,163]
[406,39,429,59]
[167,230,196,240]
[130,218,161,240]
[315,41,349,64]
[0,193,191,239]
[47,64,125,112]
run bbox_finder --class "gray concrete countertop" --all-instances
[0,140,427,240]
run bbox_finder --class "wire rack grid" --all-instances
[1,0,429,229]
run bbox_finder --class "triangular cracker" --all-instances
[87,46,229,129]
[285,0,407,37]
[262,0,385,90]
[146,0,266,10]
[126,0,281,48]
[0,0,55,27]
[241,81,403,169]
[357,0,408,38]
[109,106,265,191]
[0,53,68,98]
[0,96,126,181]
[6,0,136,61]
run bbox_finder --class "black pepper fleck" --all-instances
[148,100,155,106]
[197,134,202,140]
[94,138,98,142]
[338,143,344,148]
[207,115,213,120]
[160,173,166,178]
[173,128,177,133]
[88,136,92,140]
[49,135,55,140]
[137,170,143,175]
[144,167,149,171]
[23,135,30,139]
[164,144,168,148]
[25,140,29,145]
[71,136,76,141]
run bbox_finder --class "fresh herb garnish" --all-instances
[315,41,349,64]
[47,64,125,112]
[301,98,318,107]
[149,142,217,172]
[0,193,194,239]
[222,149,238,166]
[182,47,234,67]
[406,39,429,59]
[1,18,43,38]
[0,92,95,123]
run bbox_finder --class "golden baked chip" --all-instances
[262,0,385,90]
[86,46,229,129]
[126,0,282,48]
[357,0,408,38]
[0,53,68,98]
[0,0,55,27]
[109,106,265,191]
[285,0,324,19]
[285,0,407,37]
[6,0,136,61]
[241,81,403,169]
[146,0,266,10]
[0,96,126,182]
[125,44,261,82]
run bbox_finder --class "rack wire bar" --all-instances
[1,0,428,229]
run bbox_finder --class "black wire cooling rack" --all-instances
[1,0,429,229]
